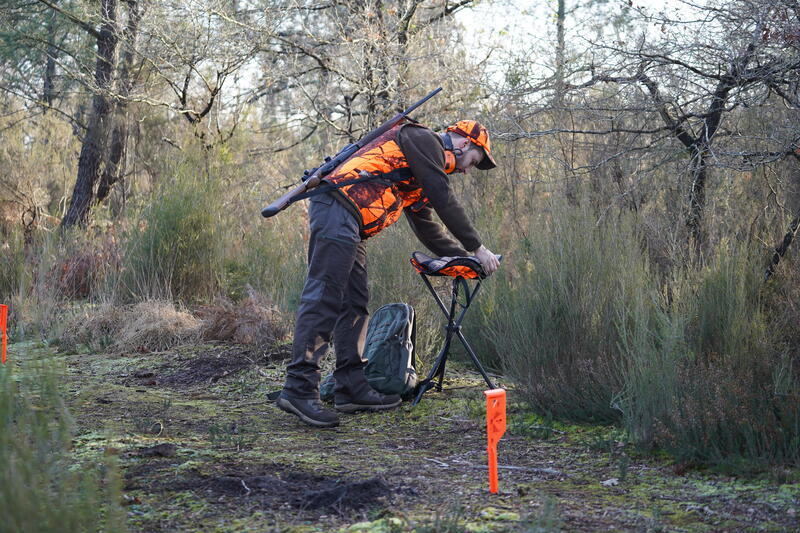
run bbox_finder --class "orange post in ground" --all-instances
[0,304,7,364]
[484,388,507,494]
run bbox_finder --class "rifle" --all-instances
[261,87,442,218]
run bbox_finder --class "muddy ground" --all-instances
[12,340,800,532]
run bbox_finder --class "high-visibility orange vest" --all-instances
[324,123,429,239]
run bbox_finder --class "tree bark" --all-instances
[97,0,141,204]
[43,9,57,109]
[686,145,708,249]
[765,206,800,281]
[61,0,118,228]
[554,0,566,108]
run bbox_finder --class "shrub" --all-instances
[623,247,800,464]
[495,207,800,464]
[0,228,25,304]
[47,228,120,300]
[486,207,649,423]
[118,170,223,302]
[0,359,126,532]
[238,206,306,312]
[6,228,120,341]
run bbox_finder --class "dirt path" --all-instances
[31,341,800,531]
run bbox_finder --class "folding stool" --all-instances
[409,251,498,405]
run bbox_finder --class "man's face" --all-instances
[453,139,485,173]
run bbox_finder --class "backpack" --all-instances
[320,303,417,401]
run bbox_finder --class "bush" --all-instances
[0,360,125,532]
[0,228,25,304]
[6,228,121,341]
[47,228,120,300]
[622,247,800,465]
[486,207,648,423]
[118,170,223,302]
[493,206,800,465]
[238,205,307,312]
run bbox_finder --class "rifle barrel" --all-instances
[261,87,442,218]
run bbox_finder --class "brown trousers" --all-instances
[283,193,369,399]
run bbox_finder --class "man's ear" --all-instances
[454,135,471,151]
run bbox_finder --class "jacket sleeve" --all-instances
[404,206,468,257]
[397,125,482,253]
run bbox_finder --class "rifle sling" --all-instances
[289,168,414,204]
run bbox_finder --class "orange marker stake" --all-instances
[0,304,7,364]
[484,388,507,494]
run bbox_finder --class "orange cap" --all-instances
[446,120,497,170]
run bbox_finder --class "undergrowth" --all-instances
[117,169,224,302]
[487,205,800,466]
[0,357,125,532]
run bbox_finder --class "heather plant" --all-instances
[118,169,224,302]
[485,207,649,423]
[239,204,307,312]
[0,359,125,532]
[0,227,24,304]
[493,207,800,464]
[636,247,800,464]
[0,225,121,343]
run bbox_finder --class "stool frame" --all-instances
[412,273,496,406]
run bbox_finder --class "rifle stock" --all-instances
[261,175,321,218]
[261,87,442,218]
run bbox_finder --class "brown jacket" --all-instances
[397,124,482,256]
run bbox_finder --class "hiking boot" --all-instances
[334,388,402,413]
[276,392,339,428]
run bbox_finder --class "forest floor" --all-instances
[11,340,800,532]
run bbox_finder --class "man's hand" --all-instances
[473,245,500,276]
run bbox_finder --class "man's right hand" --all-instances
[473,245,500,276]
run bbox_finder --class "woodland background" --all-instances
[1,0,800,486]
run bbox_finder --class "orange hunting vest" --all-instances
[324,123,428,239]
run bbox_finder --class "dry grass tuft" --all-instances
[59,303,127,352]
[58,290,288,356]
[115,300,200,353]
[197,287,289,350]
[59,300,200,353]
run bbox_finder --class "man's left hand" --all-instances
[473,245,500,276]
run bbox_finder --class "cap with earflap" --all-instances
[446,120,497,170]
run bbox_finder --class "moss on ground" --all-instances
[5,340,799,532]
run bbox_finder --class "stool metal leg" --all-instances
[412,274,497,406]
[412,276,459,405]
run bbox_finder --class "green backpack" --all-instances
[321,303,417,401]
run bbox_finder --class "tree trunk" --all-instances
[686,145,708,250]
[61,0,118,228]
[765,205,800,281]
[554,0,566,108]
[97,0,141,204]
[43,10,57,109]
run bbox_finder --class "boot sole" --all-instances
[334,399,402,413]
[276,397,339,428]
